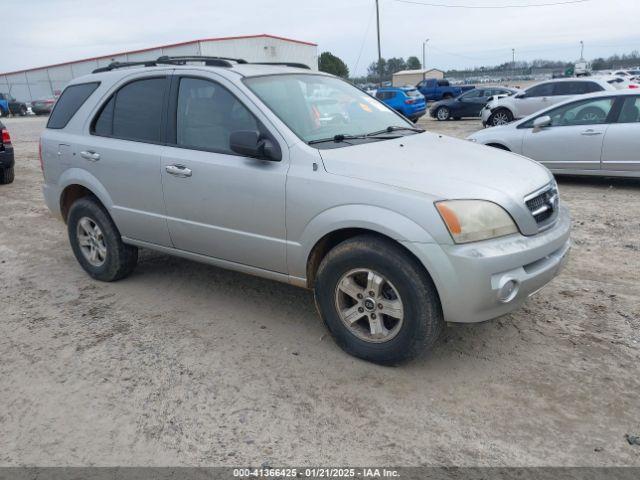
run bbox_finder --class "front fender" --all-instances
[287,204,436,280]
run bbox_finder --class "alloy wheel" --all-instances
[76,217,107,267]
[334,269,404,343]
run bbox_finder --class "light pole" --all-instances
[580,40,584,60]
[375,0,383,84]
[422,39,430,78]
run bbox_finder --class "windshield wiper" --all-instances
[307,133,400,145]
[366,125,425,136]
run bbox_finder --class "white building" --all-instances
[0,34,318,102]
[392,68,445,87]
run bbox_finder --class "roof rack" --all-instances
[156,55,248,67]
[92,60,158,73]
[91,56,311,74]
[251,62,311,70]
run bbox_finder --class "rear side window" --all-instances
[92,77,166,143]
[47,82,99,129]
[617,97,640,123]
[554,81,603,95]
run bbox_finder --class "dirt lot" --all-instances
[1,116,639,467]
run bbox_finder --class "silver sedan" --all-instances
[468,91,640,178]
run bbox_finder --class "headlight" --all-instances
[435,200,518,244]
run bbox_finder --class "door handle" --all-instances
[80,150,100,161]
[165,164,192,177]
[581,129,602,136]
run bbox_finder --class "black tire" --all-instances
[314,235,443,365]
[435,106,450,121]
[576,106,606,123]
[488,108,513,126]
[0,166,14,184]
[19,105,27,116]
[67,196,138,282]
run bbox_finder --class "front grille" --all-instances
[526,186,558,225]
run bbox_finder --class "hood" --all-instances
[319,132,552,203]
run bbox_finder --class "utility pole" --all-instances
[375,0,382,84]
[580,40,584,60]
[512,48,515,66]
[422,39,430,77]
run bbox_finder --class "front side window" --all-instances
[525,83,554,98]
[176,77,258,153]
[617,96,640,123]
[92,77,166,143]
[244,74,413,144]
[524,97,615,128]
[48,82,99,129]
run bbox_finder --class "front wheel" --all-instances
[67,197,138,282]
[436,106,450,121]
[19,106,27,116]
[488,109,513,126]
[315,235,443,365]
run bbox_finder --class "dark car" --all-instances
[0,93,28,117]
[0,120,15,184]
[429,87,517,121]
[31,97,57,115]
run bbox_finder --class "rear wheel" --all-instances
[19,105,27,116]
[67,197,138,281]
[315,235,443,365]
[436,106,450,121]
[0,166,14,184]
[488,109,513,126]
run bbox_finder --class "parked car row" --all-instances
[0,92,58,117]
[468,91,640,178]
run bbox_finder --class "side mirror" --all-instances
[533,115,552,131]
[229,130,281,161]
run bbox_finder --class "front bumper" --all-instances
[0,148,14,169]
[407,204,571,323]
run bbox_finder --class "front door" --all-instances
[161,75,288,273]
[522,96,616,171]
[601,96,640,173]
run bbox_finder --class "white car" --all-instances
[468,91,640,178]
[481,78,616,127]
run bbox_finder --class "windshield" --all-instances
[244,74,413,144]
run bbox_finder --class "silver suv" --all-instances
[41,56,571,364]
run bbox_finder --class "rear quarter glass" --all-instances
[47,82,100,129]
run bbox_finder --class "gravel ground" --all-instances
[1,116,639,467]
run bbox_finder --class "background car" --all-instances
[429,87,517,121]
[481,78,616,127]
[375,86,426,122]
[468,91,640,178]
[0,120,15,184]
[0,93,28,117]
[31,97,57,115]
[416,78,475,102]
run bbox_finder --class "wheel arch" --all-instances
[58,169,114,223]
[295,205,439,290]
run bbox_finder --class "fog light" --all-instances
[497,278,519,303]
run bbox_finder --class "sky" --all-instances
[2,0,639,76]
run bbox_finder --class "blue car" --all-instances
[375,87,426,122]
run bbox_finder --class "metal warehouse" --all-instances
[0,34,318,102]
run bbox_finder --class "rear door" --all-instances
[521,96,617,171]
[457,89,486,117]
[78,74,172,246]
[601,95,640,173]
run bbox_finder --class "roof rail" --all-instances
[251,62,311,70]
[92,60,157,73]
[156,55,248,67]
